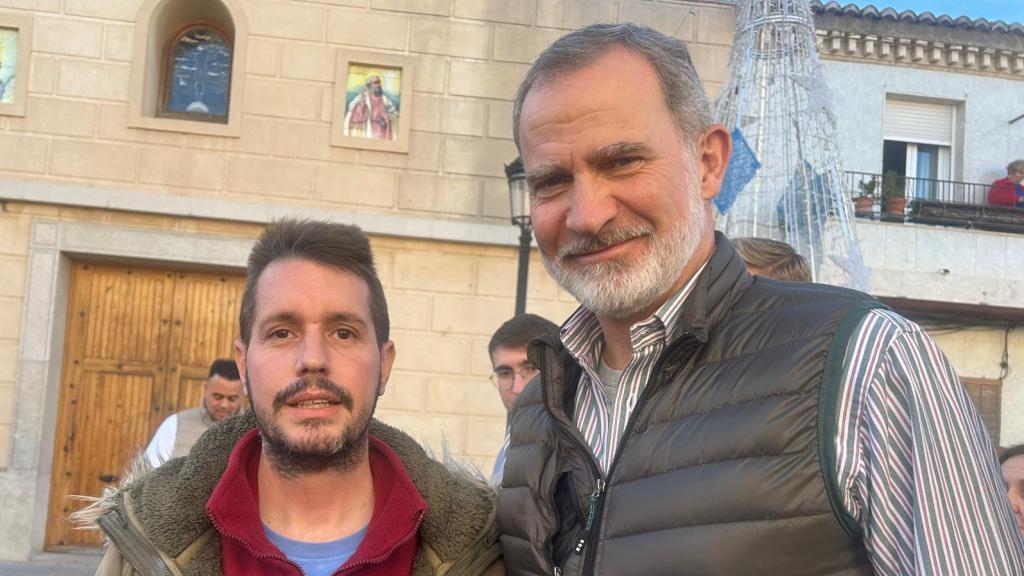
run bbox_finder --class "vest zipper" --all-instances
[573,479,605,554]
[539,345,606,575]
[578,333,696,575]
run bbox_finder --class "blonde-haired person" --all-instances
[732,236,812,282]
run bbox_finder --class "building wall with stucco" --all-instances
[813,6,1024,445]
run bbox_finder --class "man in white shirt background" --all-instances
[144,358,244,466]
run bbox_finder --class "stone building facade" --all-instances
[0,0,736,560]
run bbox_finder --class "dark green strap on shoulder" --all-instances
[818,300,889,537]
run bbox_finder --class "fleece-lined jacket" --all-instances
[90,412,503,576]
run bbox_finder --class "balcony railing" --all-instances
[846,171,1024,233]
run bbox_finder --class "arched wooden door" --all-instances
[45,261,245,550]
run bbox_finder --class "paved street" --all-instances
[0,551,101,575]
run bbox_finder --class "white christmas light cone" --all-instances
[714,0,869,291]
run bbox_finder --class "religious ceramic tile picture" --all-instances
[332,51,414,153]
[0,27,17,105]
[0,11,32,118]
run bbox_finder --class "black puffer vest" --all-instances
[497,236,883,575]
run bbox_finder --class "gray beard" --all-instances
[541,184,707,319]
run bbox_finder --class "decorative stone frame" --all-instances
[0,12,33,118]
[128,0,248,137]
[331,50,415,154]
[0,219,252,558]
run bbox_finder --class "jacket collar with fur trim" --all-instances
[92,411,500,576]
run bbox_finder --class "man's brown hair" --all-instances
[488,314,560,360]
[238,218,390,347]
[732,237,812,283]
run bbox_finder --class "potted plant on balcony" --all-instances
[881,170,907,214]
[855,177,877,213]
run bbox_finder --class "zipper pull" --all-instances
[553,568,562,576]
[574,479,606,554]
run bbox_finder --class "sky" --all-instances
[855,1,1024,24]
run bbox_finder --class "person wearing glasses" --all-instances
[488,314,560,483]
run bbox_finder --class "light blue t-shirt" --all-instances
[263,523,367,576]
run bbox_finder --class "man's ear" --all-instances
[377,340,396,396]
[233,339,248,391]
[698,124,732,201]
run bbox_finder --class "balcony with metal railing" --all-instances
[847,171,1024,233]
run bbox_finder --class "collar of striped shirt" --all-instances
[557,256,712,472]
[559,257,712,369]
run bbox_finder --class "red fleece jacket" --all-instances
[206,429,428,575]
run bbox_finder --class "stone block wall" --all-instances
[0,0,736,221]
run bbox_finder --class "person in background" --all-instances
[88,219,503,576]
[1001,444,1024,537]
[487,314,560,483]
[732,236,812,282]
[988,159,1024,207]
[144,358,244,466]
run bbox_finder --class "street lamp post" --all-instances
[505,157,531,316]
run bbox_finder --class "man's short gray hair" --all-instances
[1008,159,1024,174]
[512,23,713,150]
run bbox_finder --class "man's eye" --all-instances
[495,368,514,378]
[531,176,571,197]
[335,328,353,340]
[270,329,291,339]
[610,157,643,170]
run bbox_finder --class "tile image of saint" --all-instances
[0,28,19,104]
[343,67,400,141]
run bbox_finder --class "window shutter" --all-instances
[884,99,954,145]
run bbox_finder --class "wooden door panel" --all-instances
[164,273,245,417]
[47,264,174,549]
[178,374,208,414]
[82,268,171,363]
[53,369,158,548]
[46,263,244,550]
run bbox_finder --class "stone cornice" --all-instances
[814,28,1024,79]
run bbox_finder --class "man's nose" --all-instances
[512,373,529,394]
[565,175,618,237]
[296,333,328,374]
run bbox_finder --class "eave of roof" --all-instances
[811,0,1024,35]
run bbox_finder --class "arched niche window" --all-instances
[162,24,232,123]
[129,0,247,136]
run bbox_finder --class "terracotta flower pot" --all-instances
[854,197,874,213]
[883,197,907,214]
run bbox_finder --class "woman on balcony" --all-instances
[988,159,1024,207]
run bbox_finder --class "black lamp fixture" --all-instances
[505,156,531,316]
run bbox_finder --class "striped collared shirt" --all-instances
[562,261,707,474]
[561,281,1024,573]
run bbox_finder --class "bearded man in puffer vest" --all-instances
[498,22,1024,576]
[82,219,503,576]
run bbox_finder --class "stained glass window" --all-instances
[165,26,231,121]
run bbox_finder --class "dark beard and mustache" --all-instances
[248,372,378,478]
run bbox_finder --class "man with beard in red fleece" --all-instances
[87,219,503,576]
